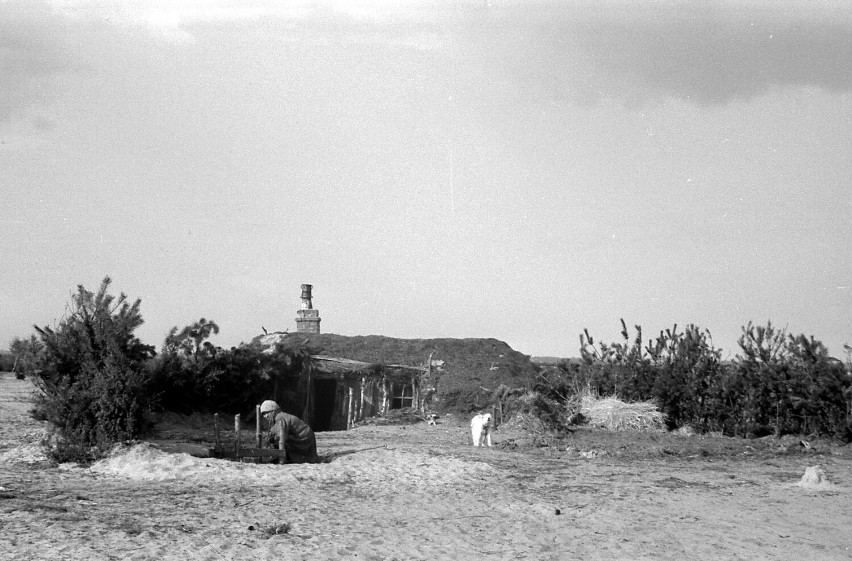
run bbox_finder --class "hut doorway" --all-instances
[312,378,337,431]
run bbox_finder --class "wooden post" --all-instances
[381,377,388,416]
[214,413,221,450]
[256,405,262,449]
[412,374,419,411]
[423,352,433,416]
[362,379,370,417]
[234,414,241,461]
[347,386,354,430]
[358,377,365,422]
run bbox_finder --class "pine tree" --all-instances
[30,277,155,462]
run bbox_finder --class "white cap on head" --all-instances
[260,400,279,414]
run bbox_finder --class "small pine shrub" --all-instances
[28,278,155,463]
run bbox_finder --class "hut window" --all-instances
[390,382,414,409]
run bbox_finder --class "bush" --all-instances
[27,277,155,463]
[149,325,306,415]
[0,351,15,372]
[557,320,852,441]
[9,335,44,379]
[573,321,724,431]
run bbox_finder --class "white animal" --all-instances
[470,412,493,447]
[426,413,438,426]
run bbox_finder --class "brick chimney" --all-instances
[295,284,321,333]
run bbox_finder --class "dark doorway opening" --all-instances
[313,379,337,431]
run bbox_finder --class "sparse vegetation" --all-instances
[546,319,852,441]
[10,276,851,463]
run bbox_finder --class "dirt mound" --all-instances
[88,441,495,489]
[796,465,835,490]
[88,442,289,483]
[89,442,493,487]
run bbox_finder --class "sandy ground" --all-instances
[1,373,850,560]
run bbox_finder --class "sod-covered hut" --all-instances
[251,333,540,431]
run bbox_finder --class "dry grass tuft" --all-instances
[260,523,291,537]
[579,393,665,431]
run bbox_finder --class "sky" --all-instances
[2,0,851,360]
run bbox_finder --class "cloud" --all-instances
[47,0,438,43]
[503,2,852,106]
[592,7,852,104]
[9,0,849,126]
[2,0,449,127]
[49,0,305,43]
[0,5,75,123]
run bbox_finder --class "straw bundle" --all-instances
[579,394,665,431]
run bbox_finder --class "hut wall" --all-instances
[359,377,381,419]
[327,380,347,431]
[298,358,428,430]
[328,376,385,428]
[326,377,362,431]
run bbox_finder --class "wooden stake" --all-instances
[256,404,262,449]
[214,413,221,450]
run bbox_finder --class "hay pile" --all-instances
[579,394,665,431]
[501,411,556,435]
[496,391,567,448]
[796,465,835,490]
[500,391,563,430]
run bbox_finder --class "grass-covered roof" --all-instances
[250,332,540,411]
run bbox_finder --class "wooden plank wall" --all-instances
[328,375,387,430]
[297,359,429,431]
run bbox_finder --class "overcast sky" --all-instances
[2,0,851,359]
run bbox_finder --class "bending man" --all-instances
[260,400,319,464]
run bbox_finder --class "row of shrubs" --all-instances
[536,320,852,441]
[10,279,852,462]
[11,278,307,462]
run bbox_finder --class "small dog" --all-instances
[426,413,438,426]
[470,412,493,447]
